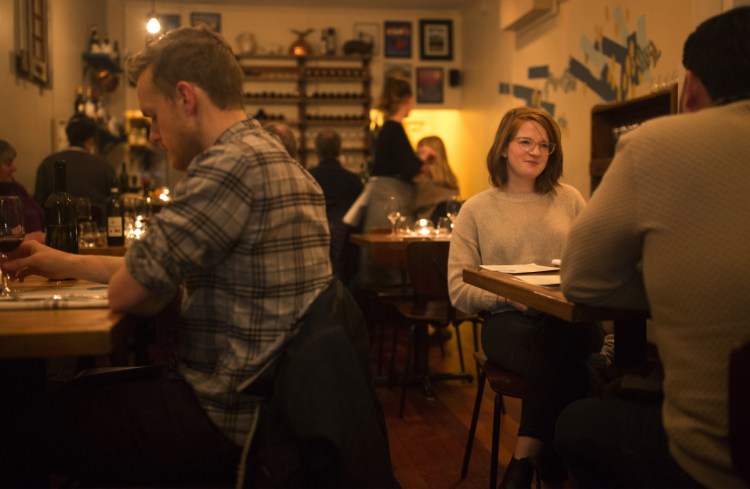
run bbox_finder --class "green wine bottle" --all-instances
[44,160,78,254]
[106,179,125,246]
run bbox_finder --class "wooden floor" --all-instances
[371,320,521,489]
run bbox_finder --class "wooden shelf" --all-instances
[240,55,372,169]
[590,84,678,192]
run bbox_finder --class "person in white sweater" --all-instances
[448,106,602,487]
[558,7,750,488]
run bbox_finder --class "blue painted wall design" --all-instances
[501,5,663,118]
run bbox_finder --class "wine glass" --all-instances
[445,197,462,228]
[384,195,401,236]
[0,196,25,296]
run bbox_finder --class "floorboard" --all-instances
[373,319,521,489]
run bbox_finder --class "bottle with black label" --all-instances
[105,180,125,247]
[44,160,78,254]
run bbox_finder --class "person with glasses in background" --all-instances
[448,106,604,488]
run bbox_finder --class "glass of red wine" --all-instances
[0,196,25,296]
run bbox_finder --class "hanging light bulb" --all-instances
[146,0,161,34]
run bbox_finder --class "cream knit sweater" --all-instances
[448,183,585,314]
[562,100,750,488]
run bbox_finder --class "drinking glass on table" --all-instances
[445,196,462,228]
[75,197,92,223]
[384,195,402,236]
[0,196,25,296]
[436,217,452,236]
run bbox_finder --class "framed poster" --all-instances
[416,67,444,104]
[161,14,181,33]
[190,12,221,32]
[384,21,412,58]
[354,22,378,54]
[419,19,453,61]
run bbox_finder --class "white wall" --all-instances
[1,0,108,193]
[3,0,740,200]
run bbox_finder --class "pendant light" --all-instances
[146,0,161,34]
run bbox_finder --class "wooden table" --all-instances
[78,245,128,257]
[0,276,127,359]
[463,267,649,367]
[0,275,132,486]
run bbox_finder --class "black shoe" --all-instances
[498,457,538,489]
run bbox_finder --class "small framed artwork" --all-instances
[416,67,444,104]
[419,19,453,61]
[384,21,412,58]
[161,14,180,33]
[354,23,378,54]
[190,12,221,33]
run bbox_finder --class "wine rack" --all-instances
[237,54,372,171]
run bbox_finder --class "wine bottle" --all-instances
[74,85,86,115]
[105,180,125,247]
[119,162,129,193]
[44,160,78,254]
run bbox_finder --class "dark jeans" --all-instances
[481,311,603,482]
[42,366,242,487]
[555,396,704,488]
[481,312,603,442]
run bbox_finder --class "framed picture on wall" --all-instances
[161,14,181,33]
[419,19,453,60]
[384,21,412,58]
[416,67,444,104]
[190,12,221,32]
[354,23,378,54]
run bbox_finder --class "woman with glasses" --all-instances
[448,107,604,488]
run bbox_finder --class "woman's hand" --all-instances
[502,296,529,312]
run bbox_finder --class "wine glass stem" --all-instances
[1,255,9,297]
[391,222,397,235]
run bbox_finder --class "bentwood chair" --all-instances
[388,239,477,417]
[461,351,525,489]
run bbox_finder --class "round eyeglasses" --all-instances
[511,137,556,155]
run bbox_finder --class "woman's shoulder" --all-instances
[555,182,585,201]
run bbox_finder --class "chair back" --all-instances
[406,240,451,303]
[730,339,750,485]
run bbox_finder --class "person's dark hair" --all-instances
[126,25,244,110]
[66,115,99,147]
[0,139,17,165]
[682,6,750,104]
[377,77,412,117]
[263,122,299,160]
[314,129,342,160]
[486,106,563,194]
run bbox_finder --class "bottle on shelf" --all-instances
[88,26,101,53]
[105,179,125,247]
[44,160,78,254]
[74,85,86,115]
[118,162,129,193]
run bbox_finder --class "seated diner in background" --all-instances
[0,139,45,243]
[3,25,334,487]
[557,6,750,488]
[448,106,603,488]
[413,135,460,221]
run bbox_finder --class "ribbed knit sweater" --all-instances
[562,100,750,488]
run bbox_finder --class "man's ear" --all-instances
[681,71,712,113]
[175,81,197,113]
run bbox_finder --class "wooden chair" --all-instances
[730,339,750,485]
[461,351,524,489]
[388,239,477,417]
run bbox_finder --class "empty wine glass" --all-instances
[384,195,401,236]
[0,196,25,296]
[445,197,462,228]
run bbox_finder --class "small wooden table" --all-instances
[0,276,133,486]
[79,245,128,257]
[463,267,649,367]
